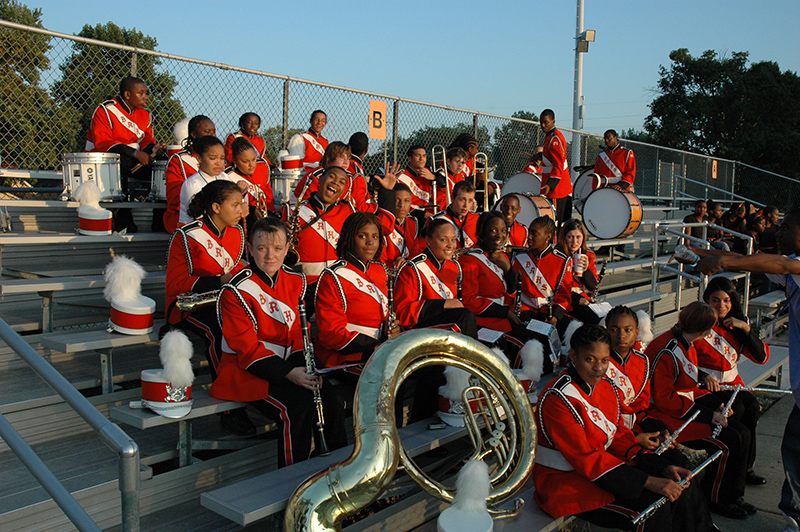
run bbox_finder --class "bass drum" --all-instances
[573,169,600,214]
[582,188,643,240]
[495,192,555,229]
[502,172,541,196]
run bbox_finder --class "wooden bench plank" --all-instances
[739,345,789,387]
[40,328,160,353]
[749,290,785,309]
[110,389,245,430]
[0,272,166,295]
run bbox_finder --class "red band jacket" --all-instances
[428,207,479,250]
[394,251,461,329]
[593,146,636,190]
[458,246,515,332]
[694,321,769,386]
[315,258,389,367]
[381,212,423,266]
[534,367,652,517]
[301,130,328,172]
[224,131,267,164]
[512,246,573,320]
[347,156,373,212]
[165,216,245,324]
[541,128,572,199]
[570,249,599,302]
[608,348,651,429]
[397,167,433,211]
[210,265,306,402]
[507,220,528,249]
[86,97,156,154]
[225,160,275,214]
[164,150,199,233]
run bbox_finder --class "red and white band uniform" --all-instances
[567,250,601,325]
[434,167,465,212]
[225,160,276,216]
[179,170,239,225]
[429,207,479,250]
[286,129,328,173]
[397,166,434,211]
[163,149,199,233]
[512,245,573,320]
[522,162,542,176]
[380,211,423,266]
[314,258,390,368]
[210,265,346,467]
[282,195,355,284]
[165,216,245,373]
[506,220,528,249]
[646,327,751,504]
[608,348,651,429]
[458,246,515,333]
[593,145,636,190]
[86,96,156,154]
[290,167,361,210]
[541,128,572,200]
[224,130,266,164]
[347,156,374,212]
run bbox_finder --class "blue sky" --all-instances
[25,0,800,136]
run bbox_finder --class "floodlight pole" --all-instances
[572,0,592,178]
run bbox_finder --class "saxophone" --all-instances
[175,290,220,312]
[284,178,311,267]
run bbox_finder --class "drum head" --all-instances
[582,188,633,239]
[573,170,599,214]
[502,172,541,196]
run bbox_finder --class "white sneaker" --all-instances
[782,511,800,532]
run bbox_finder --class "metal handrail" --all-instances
[0,318,139,531]
[674,175,766,208]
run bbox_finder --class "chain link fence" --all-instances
[1,19,798,211]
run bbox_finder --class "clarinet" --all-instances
[590,261,607,303]
[631,450,723,525]
[712,384,741,438]
[387,269,397,331]
[298,298,330,456]
[514,276,523,316]
[655,411,699,455]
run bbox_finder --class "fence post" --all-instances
[473,115,478,140]
[392,100,399,163]
[731,162,736,198]
[282,81,289,149]
[130,52,137,77]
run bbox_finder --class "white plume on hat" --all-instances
[159,330,194,388]
[490,345,509,366]
[561,319,584,355]
[453,459,490,513]
[73,180,106,213]
[103,255,146,302]
[519,339,545,384]
[442,366,472,402]
[636,310,654,343]
[173,117,190,145]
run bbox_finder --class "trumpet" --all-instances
[175,290,220,312]
[430,144,449,212]
[298,298,330,456]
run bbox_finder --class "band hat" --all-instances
[140,330,195,418]
[74,180,113,235]
[104,256,155,335]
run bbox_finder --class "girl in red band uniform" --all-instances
[287,110,328,173]
[224,112,266,164]
[163,115,215,233]
[166,180,246,376]
[211,217,346,467]
[315,212,400,369]
[558,219,601,325]
[696,277,769,486]
[225,137,275,231]
[535,324,714,532]
[646,302,755,519]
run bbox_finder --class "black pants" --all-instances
[171,306,223,380]
[716,388,760,472]
[251,375,347,468]
[553,195,573,227]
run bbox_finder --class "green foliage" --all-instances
[261,125,304,165]
[52,22,185,152]
[0,0,80,174]
[492,110,540,179]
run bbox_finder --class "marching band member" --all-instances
[696,277,769,486]
[179,136,242,226]
[557,219,601,325]
[394,218,478,422]
[223,112,267,164]
[166,180,246,376]
[534,324,715,532]
[163,115,215,233]
[315,212,399,370]
[397,145,436,212]
[432,147,468,212]
[211,217,346,467]
[289,141,351,206]
[381,183,423,269]
[428,181,479,250]
[539,109,572,225]
[346,132,372,211]
[498,194,528,249]
[287,109,328,173]
[449,133,479,178]
[593,129,636,191]
[225,137,275,232]
[646,301,755,519]
[522,146,543,175]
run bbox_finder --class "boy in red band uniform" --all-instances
[287,110,328,173]
[498,194,529,249]
[163,116,214,233]
[535,324,715,531]
[346,132,374,212]
[381,184,423,269]
[211,217,346,467]
[223,112,267,164]
[539,109,572,225]
[428,181,479,250]
[432,147,468,212]
[593,129,636,191]
[449,133,479,179]
[166,181,246,377]
[397,145,436,213]
[646,301,755,519]
[290,141,351,206]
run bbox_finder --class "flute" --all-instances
[717,384,792,394]
[712,384,741,438]
[655,411,699,455]
[298,298,330,456]
[631,450,723,525]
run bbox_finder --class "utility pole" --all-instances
[572,0,595,180]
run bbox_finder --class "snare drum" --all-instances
[166,144,183,157]
[582,188,643,239]
[495,193,555,228]
[572,169,600,214]
[502,172,542,196]
[63,153,124,201]
[149,160,168,201]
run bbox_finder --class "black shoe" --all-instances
[709,501,748,519]
[746,471,767,485]
[735,498,757,515]
[220,409,256,436]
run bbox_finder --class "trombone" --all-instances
[430,144,448,213]
[474,152,489,212]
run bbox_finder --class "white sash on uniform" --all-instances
[599,151,623,179]
[303,133,325,157]
[336,267,389,316]
[416,262,454,299]
[298,205,342,248]
[701,330,741,383]
[398,174,431,203]
[106,104,146,146]
[562,383,617,449]
[517,255,553,307]
[186,226,237,274]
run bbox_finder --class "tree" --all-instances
[0,0,80,174]
[52,22,185,152]
[643,48,800,178]
[492,110,540,179]
[261,125,304,165]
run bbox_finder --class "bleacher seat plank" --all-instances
[110,389,245,430]
[40,328,160,354]
[0,272,166,295]
[738,345,789,387]
[749,290,785,310]
[599,290,664,309]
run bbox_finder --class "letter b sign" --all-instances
[369,100,387,140]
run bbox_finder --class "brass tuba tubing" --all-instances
[284,329,537,532]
